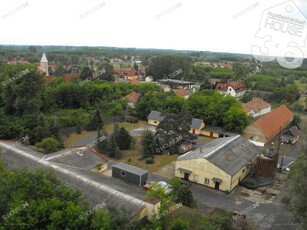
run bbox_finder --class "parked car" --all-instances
[125,115,138,123]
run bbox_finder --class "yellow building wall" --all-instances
[200,130,219,138]
[230,165,250,191]
[175,158,232,191]
[176,157,255,192]
[189,123,205,135]
[148,119,160,126]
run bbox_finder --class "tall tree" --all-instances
[283,151,307,229]
[223,107,250,134]
[155,109,195,155]
[1,64,44,116]
[98,62,114,82]
[80,66,92,81]
[116,127,132,150]
[141,131,159,157]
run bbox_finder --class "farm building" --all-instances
[190,118,205,135]
[215,81,246,98]
[243,105,293,145]
[112,162,148,186]
[281,126,300,144]
[147,111,166,126]
[242,97,271,118]
[124,92,140,108]
[175,135,259,192]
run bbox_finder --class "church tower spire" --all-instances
[40,53,49,76]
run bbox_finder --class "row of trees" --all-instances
[136,90,250,134]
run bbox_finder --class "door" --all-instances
[214,182,220,190]
[184,173,189,180]
[210,132,213,138]
[192,129,195,134]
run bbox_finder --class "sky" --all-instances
[0,0,306,56]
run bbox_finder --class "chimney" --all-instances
[199,147,203,154]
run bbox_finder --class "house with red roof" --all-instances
[124,92,140,108]
[242,97,271,118]
[243,104,293,145]
[215,81,246,98]
[114,69,139,80]
[64,73,80,82]
[7,60,31,65]
[172,88,189,99]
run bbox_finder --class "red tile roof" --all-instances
[172,88,188,97]
[215,81,246,92]
[242,98,271,113]
[44,75,57,82]
[114,69,138,77]
[130,79,140,85]
[254,104,293,140]
[64,73,80,82]
[7,60,31,65]
[124,92,140,103]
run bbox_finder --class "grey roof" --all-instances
[177,135,260,176]
[190,118,204,129]
[147,110,165,121]
[112,162,148,176]
[282,126,300,138]
[47,147,106,170]
[159,79,194,84]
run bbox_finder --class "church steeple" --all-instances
[40,53,49,76]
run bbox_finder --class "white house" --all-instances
[145,76,153,82]
[242,98,271,118]
[215,81,246,98]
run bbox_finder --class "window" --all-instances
[242,169,245,173]
[205,178,210,185]
[194,175,199,182]
[121,171,126,177]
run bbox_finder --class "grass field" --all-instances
[62,120,148,147]
[108,136,177,173]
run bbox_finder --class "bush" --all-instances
[281,195,291,206]
[244,178,257,186]
[35,137,61,153]
[144,157,154,164]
